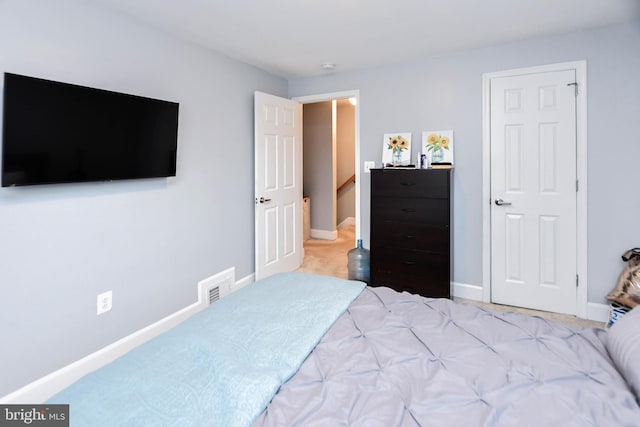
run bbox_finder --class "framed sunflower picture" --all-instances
[382,132,412,166]
[422,130,454,165]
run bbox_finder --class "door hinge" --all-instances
[576,274,579,288]
[576,179,579,192]
[568,82,578,96]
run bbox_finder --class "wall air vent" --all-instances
[198,267,235,308]
[208,286,220,304]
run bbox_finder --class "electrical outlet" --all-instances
[97,291,113,315]
[364,161,376,173]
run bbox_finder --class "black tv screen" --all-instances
[2,73,179,187]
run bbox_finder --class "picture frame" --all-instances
[382,132,411,166]
[422,130,454,165]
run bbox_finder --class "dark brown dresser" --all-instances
[370,168,451,298]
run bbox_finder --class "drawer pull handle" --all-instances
[400,182,416,187]
[401,260,417,266]
[401,208,416,213]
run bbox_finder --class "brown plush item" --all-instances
[607,248,640,309]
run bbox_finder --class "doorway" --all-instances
[302,99,356,239]
[295,91,360,278]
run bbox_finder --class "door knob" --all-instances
[494,198,512,206]
[257,196,272,204]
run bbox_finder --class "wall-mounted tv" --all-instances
[2,73,179,187]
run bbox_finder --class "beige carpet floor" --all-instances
[297,224,604,329]
[297,224,354,280]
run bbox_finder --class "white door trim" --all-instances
[293,90,361,244]
[482,61,588,318]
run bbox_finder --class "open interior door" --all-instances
[254,91,303,280]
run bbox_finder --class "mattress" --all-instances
[254,286,640,427]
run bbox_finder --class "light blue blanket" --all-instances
[49,272,365,426]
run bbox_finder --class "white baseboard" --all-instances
[586,302,610,323]
[310,228,338,240]
[1,269,253,405]
[452,281,609,323]
[232,273,254,292]
[452,281,484,301]
[1,301,205,404]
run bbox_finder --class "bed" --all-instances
[49,272,640,426]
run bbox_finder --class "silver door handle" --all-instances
[495,198,512,206]
[257,197,272,204]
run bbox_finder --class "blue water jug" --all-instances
[348,239,370,283]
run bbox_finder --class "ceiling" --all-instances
[91,0,640,78]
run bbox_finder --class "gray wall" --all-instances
[302,102,335,234]
[336,100,356,225]
[0,0,286,396]
[289,21,640,304]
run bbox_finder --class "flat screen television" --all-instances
[1,72,179,187]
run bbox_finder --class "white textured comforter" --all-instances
[255,286,640,427]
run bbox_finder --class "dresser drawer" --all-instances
[371,247,449,271]
[370,248,450,298]
[370,272,450,298]
[371,197,449,224]
[371,169,449,198]
[371,222,449,251]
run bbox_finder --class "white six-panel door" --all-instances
[490,70,578,315]
[254,92,303,280]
